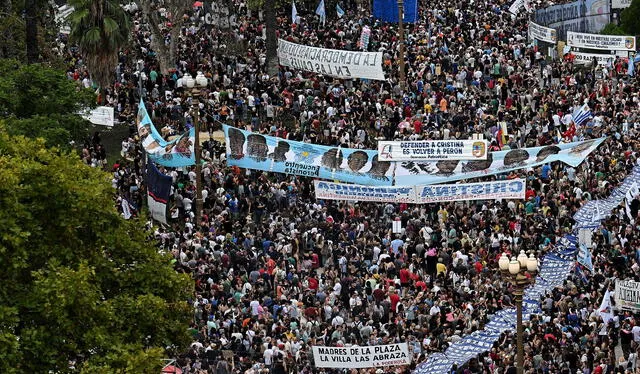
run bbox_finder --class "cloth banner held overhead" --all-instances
[567,31,636,51]
[145,160,173,224]
[137,99,196,167]
[224,125,394,186]
[312,343,411,368]
[615,280,640,312]
[314,179,526,204]
[277,39,385,80]
[394,138,604,186]
[378,140,488,161]
[528,21,557,44]
[373,0,418,23]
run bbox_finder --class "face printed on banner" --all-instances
[568,139,596,155]
[321,148,344,170]
[536,145,561,162]
[503,149,530,168]
[462,153,493,172]
[247,134,268,162]
[228,128,246,160]
[368,155,391,179]
[269,141,290,162]
[347,151,369,172]
[138,123,151,139]
[435,160,459,176]
[173,134,193,158]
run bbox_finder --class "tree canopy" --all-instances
[0,127,193,373]
[0,59,96,147]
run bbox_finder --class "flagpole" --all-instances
[397,0,406,91]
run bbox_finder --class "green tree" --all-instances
[600,22,627,35]
[621,0,640,35]
[68,0,131,97]
[0,59,95,147]
[0,127,193,373]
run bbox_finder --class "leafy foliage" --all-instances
[600,22,627,36]
[0,127,193,373]
[620,0,640,35]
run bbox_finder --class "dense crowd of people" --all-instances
[57,0,640,372]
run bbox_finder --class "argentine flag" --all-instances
[292,1,298,24]
[336,3,345,18]
[315,0,326,25]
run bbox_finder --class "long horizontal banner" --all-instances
[394,138,605,186]
[571,51,616,66]
[312,343,411,368]
[223,125,394,186]
[277,39,385,81]
[377,140,488,161]
[528,21,557,44]
[567,31,635,51]
[615,280,640,312]
[314,179,526,204]
[137,100,196,167]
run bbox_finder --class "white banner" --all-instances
[414,179,526,204]
[613,0,632,9]
[277,39,385,81]
[81,106,114,127]
[528,21,557,44]
[314,179,526,204]
[572,52,616,66]
[312,343,411,368]
[509,0,524,15]
[377,140,488,161]
[567,31,636,51]
[615,280,640,312]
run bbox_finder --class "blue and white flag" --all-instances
[572,104,592,127]
[292,1,298,24]
[629,56,635,77]
[315,0,326,25]
[336,3,345,18]
[577,243,594,272]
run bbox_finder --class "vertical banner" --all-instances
[145,161,173,224]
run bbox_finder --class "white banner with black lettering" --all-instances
[277,39,385,80]
[613,0,632,9]
[377,140,488,161]
[314,179,526,204]
[528,21,557,44]
[509,0,524,15]
[567,31,636,51]
[615,280,640,312]
[572,52,616,66]
[312,343,411,368]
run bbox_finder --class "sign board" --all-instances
[528,21,557,44]
[571,51,616,66]
[615,280,640,312]
[277,39,385,81]
[567,31,636,51]
[81,106,115,127]
[313,179,526,204]
[377,140,488,161]
[312,343,411,368]
[612,0,632,9]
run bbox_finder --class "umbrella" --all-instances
[193,1,203,6]
[162,365,182,374]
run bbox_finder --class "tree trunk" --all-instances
[264,0,278,76]
[25,0,38,64]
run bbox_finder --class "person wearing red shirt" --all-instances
[389,287,400,315]
[399,265,411,296]
[307,276,319,291]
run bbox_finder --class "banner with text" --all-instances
[312,343,411,368]
[277,39,385,80]
[377,140,488,161]
[567,31,636,51]
[613,0,632,8]
[571,51,616,66]
[394,138,604,186]
[224,125,394,186]
[529,21,557,44]
[313,179,526,204]
[615,280,640,312]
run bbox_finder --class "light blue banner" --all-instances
[394,138,605,186]
[223,125,394,186]
[137,99,196,167]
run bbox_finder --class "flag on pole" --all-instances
[336,3,345,18]
[577,243,594,272]
[572,104,592,127]
[315,0,326,25]
[292,1,298,24]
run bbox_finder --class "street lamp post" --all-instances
[498,251,538,374]
[396,0,406,91]
[185,73,208,226]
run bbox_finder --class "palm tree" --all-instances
[68,0,131,102]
